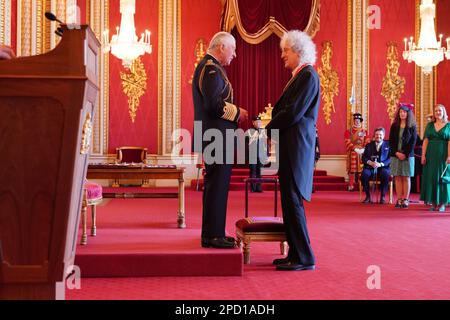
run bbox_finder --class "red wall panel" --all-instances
[77,0,86,25]
[180,0,223,136]
[108,0,159,154]
[369,0,415,137]
[437,0,450,110]
[314,0,348,155]
[11,0,17,52]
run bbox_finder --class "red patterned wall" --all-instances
[108,0,159,154]
[180,0,223,138]
[437,0,450,110]
[314,0,348,155]
[369,0,415,137]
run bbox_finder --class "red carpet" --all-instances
[75,191,242,277]
[68,190,450,300]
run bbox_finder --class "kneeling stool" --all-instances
[235,178,287,264]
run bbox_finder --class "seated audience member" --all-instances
[361,127,391,204]
[0,45,15,60]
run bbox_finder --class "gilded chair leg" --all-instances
[91,205,97,236]
[236,238,243,249]
[195,168,200,191]
[81,202,87,246]
[280,241,288,255]
[243,241,251,264]
[389,181,393,204]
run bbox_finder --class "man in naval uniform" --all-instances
[265,30,319,271]
[192,32,248,249]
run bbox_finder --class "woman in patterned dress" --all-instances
[389,104,417,209]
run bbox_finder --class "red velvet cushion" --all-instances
[85,181,102,201]
[235,217,284,233]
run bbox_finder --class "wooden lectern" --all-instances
[0,25,100,300]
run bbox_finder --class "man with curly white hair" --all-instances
[266,30,320,271]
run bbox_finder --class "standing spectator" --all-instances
[389,103,417,209]
[420,104,450,212]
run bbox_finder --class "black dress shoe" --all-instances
[276,262,316,271]
[272,257,290,266]
[362,196,371,204]
[379,197,386,204]
[201,237,236,249]
[224,236,236,243]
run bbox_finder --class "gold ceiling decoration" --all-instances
[221,0,320,43]
[318,41,339,125]
[381,42,405,121]
[189,38,207,85]
[120,57,148,123]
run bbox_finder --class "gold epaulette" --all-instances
[206,59,217,67]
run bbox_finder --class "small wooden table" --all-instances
[87,164,186,228]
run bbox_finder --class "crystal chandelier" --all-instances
[402,0,450,74]
[103,0,152,69]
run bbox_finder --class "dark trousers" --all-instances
[201,162,232,239]
[278,167,315,266]
[361,167,390,197]
[249,163,262,192]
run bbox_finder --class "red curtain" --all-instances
[224,0,314,129]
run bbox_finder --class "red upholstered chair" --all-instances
[115,146,148,164]
[115,146,148,187]
[81,180,103,245]
[235,178,287,264]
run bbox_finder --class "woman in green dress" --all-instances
[420,104,450,212]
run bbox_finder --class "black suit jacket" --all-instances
[388,124,417,158]
[192,54,240,154]
[362,141,391,169]
[266,65,320,201]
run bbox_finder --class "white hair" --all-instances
[208,32,235,51]
[280,30,317,65]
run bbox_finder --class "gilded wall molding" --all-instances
[17,0,59,57]
[87,0,109,156]
[158,0,182,155]
[347,0,369,131]
[221,0,320,43]
[414,0,436,137]
[381,42,405,121]
[0,0,12,45]
[318,41,339,125]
